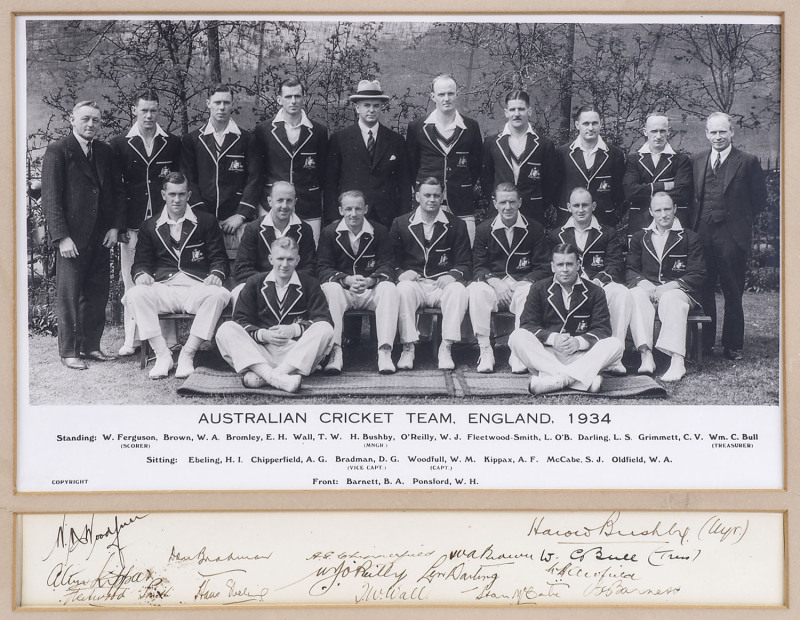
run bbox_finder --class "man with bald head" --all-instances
[623,113,693,238]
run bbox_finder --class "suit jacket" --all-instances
[623,148,693,234]
[548,223,625,285]
[518,276,612,348]
[255,117,328,220]
[180,126,261,222]
[481,130,561,225]
[472,215,550,283]
[234,271,333,337]
[132,210,229,283]
[406,115,482,217]
[389,210,472,282]
[625,226,706,303]
[317,219,395,285]
[42,133,126,249]
[233,215,317,284]
[555,141,626,227]
[690,147,767,251]
[110,132,182,229]
[324,123,410,227]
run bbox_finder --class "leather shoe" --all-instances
[724,348,743,361]
[61,357,88,370]
[81,350,117,362]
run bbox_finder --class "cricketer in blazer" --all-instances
[406,115,483,218]
[518,276,612,347]
[132,208,230,284]
[625,225,706,303]
[548,222,625,285]
[233,214,317,284]
[180,125,261,222]
[317,218,395,285]
[233,271,333,336]
[255,115,328,221]
[472,214,551,283]
[324,123,410,228]
[110,130,182,229]
[389,209,473,282]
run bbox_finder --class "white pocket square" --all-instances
[389,155,397,161]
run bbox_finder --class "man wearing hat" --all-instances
[325,79,410,229]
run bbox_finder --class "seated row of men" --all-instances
[124,170,703,393]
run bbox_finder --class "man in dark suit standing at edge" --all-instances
[325,79,410,229]
[42,100,126,369]
[692,112,767,360]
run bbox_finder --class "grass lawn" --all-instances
[24,292,780,407]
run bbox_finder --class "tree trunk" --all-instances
[206,21,222,85]
[557,23,576,144]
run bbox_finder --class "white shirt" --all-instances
[562,215,601,251]
[423,110,466,147]
[358,120,380,149]
[336,217,374,254]
[570,135,609,169]
[263,211,302,237]
[126,123,169,156]
[647,218,683,258]
[491,213,527,246]
[410,206,449,241]
[638,141,676,169]
[710,144,732,168]
[274,109,313,145]
[157,204,197,242]
[72,131,92,157]
[265,270,301,303]
[202,119,241,148]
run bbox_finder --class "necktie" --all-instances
[713,153,721,175]
[86,140,93,162]
[367,130,375,159]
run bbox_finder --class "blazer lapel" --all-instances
[490,225,511,256]
[335,228,356,260]
[546,281,568,327]
[67,135,97,184]
[371,125,391,170]
[156,222,178,260]
[583,227,602,254]
[568,148,591,185]
[722,149,743,192]
[422,123,447,156]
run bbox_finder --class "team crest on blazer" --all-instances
[159,165,171,178]
[228,159,243,171]
[366,258,376,269]
[672,258,686,271]
[597,179,610,192]
[576,319,588,332]
[303,156,316,169]
[438,254,449,267]
[517,257,530,269]
[528,166,541,179]
[591,254,604,267]
[191,248,205,262]
[457,155,468,167]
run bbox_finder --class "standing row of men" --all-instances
[40,75,767,381]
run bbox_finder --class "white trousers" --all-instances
[321,281,399,348]
[397,279,468,344]
[460,215,475,247]
[304,218,321,247]
[467,280,531,337]
[601,281,634,341]
[215,320,333,376]
[629,287,690,356]
[508,328,624,390]
[126,281,230,342]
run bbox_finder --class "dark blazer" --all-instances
[389,209,472,282]
[472,215,551,283]
[406,114,482,217]
[555,141,626,227]
[110,131,182,229]
[132,209,230,284]
[317,220,395,285]
[625,226,706,303]
[42,133,126,248]
[233,215,317,284]
[324,123,410,227]
[255,117,328,220]
[180,126,261,222]
[519,276,612,348]
[623,148,693,234]
[481,129,561,225]
[233,271,333,337]
[690,147,767,251]
[548,222,625,285]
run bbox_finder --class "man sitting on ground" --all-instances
[389,177,472,370]
[317,190,399,374]
[127,172,231,379]
[508,243,624,394]
[215,237,334,393]
[627,192,705,382]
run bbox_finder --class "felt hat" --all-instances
[349,80,390,102]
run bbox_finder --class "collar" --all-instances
[126,123,169,139]
[336,218,374,236]
[491,213,527,231]
[646,218,683,234]
[563,215,602,232]
[423,109,466,130]
[265,270,301,287]
[554,277,581,296]
[638,142,676,155]
[72,131,91,150]
[711,145,733,163]
[410,207,449,226]
[358,119,380,134]
[499,123,535,138]
[156,204,197,227]
[274,108,313,129]
[570,135,609,153]
[202,119,241,136]
[264,211,302,229]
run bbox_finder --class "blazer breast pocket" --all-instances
[594,176,612,193]
[225,154,245,172]
[573,314,591,333]
[669,254,688,273]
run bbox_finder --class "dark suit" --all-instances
[691,147,766,351]
[325,123,410,228]
[42,133,125,358]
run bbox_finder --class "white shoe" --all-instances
[661,357,686,382]
[148,354,174,379]
[438,342,455,370]
[242,371,267,389]
[476,346,495,373]
[638,349,656,374]
[528,374,569,395]
[378,348,395,374]
[588,375,603,393]
[608,361,627,376]
[174,349,196,379]
[118,344,136,356]
[267,371,302,393]
[324,344,343,375]
[397,343,415,370]
[509,351,527,374]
